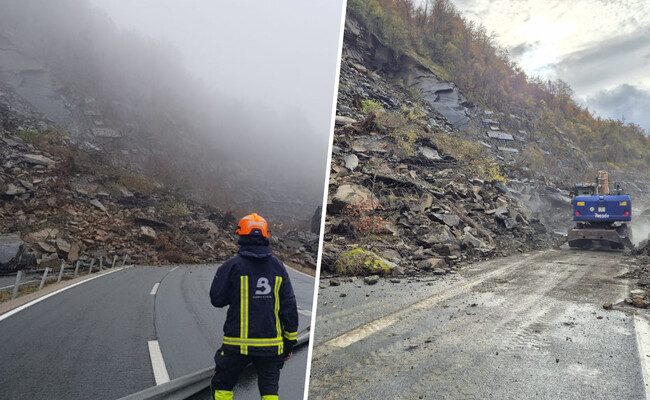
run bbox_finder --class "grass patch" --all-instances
[163,200,191,217]
[334,247,393,276]
[434,133,507,182]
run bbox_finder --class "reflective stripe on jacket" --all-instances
[210,243,299,356]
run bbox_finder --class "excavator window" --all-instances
[574,185,595,196]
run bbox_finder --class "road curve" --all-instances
[310,249,649,400]
[0,263,313,400]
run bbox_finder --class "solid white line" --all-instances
[0,266,130,323]
[169,266,179,272]
[147,340,170,385]
[634,314,650,400]
[150,282,160,296]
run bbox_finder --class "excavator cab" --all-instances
[574,184,596,196]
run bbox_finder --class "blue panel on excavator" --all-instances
[572,194,631,223]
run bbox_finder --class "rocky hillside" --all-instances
[321,11,648,278]
[0,88,317,272]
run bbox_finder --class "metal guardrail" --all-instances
[119,329,311,400]
[1,255,128,301]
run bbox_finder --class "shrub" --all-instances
[16,128,40,143]
[361,99,383,114]
[434,133,507,182]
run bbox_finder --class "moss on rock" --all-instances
[334,247,394,276]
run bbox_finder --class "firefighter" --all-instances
[210,213,299,400]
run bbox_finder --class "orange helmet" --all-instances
[235,213,270,238]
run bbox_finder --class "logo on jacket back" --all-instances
[254,277,272,298]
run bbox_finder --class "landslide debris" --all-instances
[321,12,564,279]
[0,94,317,272]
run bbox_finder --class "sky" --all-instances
[451,0,650,132]
[89,0,345,145]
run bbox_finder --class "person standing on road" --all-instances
[209,213,299,400]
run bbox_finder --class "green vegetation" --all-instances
[334,247,394,275]
[348,0,650,174]
[434,133,506,182]
[16,128,40,143]
[163,200,191,217]
[361,99,383,114]
[368,107,421,156]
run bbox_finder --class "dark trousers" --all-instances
[211,348,284,396]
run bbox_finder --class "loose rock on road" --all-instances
[310,249,650,400]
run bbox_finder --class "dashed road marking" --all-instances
[169,266,179,272]
[634,314,650,400]
[150,283,160,296]
[147,340,170,385]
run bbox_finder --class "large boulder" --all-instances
[330,184,375,212]
[335,115,357,126]
[420,224,455,246]
[0,233,36,272]
[22,154,56,167]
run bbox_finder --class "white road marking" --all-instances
[147,340,170,385]
[0,266,130,323]
[634,314,650,400]
[169,266,179,272]
[323,262,518,349]
[150,283,160,296]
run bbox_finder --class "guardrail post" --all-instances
[74,260,80,278]
[57,260,65,283]
[39,267,51,290]
[111,255,118,268]
[88,259,95,275]
[99,256,104,271]
[11,270,23,300]
[121,254,129,267]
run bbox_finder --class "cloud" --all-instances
[508,41,540,57]
[553,28,650,93]
[586,84,650,132]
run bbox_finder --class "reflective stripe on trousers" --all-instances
[214,390,234,400]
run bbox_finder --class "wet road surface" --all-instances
[310,249,650,400]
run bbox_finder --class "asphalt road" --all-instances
[310,249,650,400]
[0,263,313,400]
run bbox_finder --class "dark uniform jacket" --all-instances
[210,241,299,356]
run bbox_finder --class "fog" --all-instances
[0,0,344,223]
